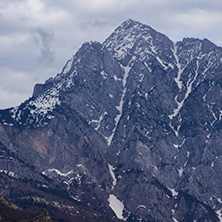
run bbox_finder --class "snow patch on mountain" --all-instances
[168,187,178,197]
[172,42,183,90]
[62,57,74,74]
[42,168,74,177]
[173,217,179,222]
[169,60,199,119]
[108,194,124,220]
[216,209,222,222]
[90,111,108,131]
[30,88,60,116]
[105,64,131,145]
[108,164,117,190]
[178,167,184,177]
[0,170,17,178]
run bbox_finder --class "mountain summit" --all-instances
[0,19,222,222]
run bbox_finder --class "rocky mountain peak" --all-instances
[202,38,217,53]
[1,20,222,222]
[104,19,173,67]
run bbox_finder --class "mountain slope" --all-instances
[0,19,222,222]
[0,196,52,222]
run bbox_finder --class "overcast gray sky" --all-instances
[1,0,222,108]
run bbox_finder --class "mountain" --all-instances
[0,196,52,222]
[0,19,222,222]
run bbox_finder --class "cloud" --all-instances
[0,87,29,109]
[0,0,222,108]
[33,28,54,64]
[0,67,34,108]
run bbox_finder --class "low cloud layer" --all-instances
[0,0,222,108]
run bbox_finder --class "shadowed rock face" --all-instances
[0,196,52,222]
[0,19,222,222]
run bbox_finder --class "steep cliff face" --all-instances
[0,19,222,222]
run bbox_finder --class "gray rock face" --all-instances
[0,19,222,222]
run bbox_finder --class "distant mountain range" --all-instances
[0,19,222,222]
